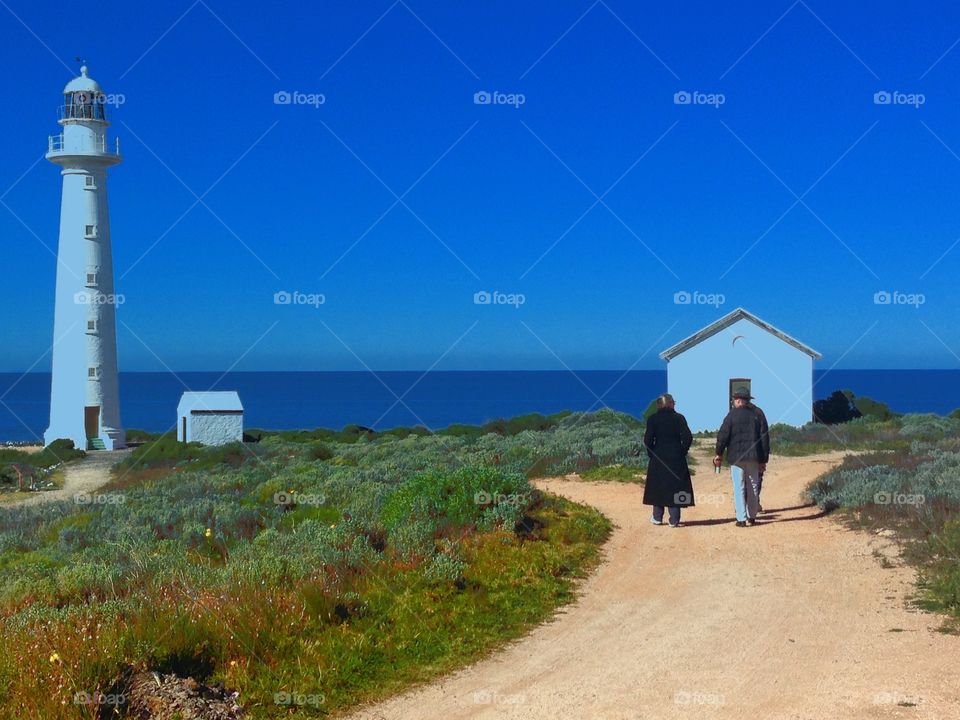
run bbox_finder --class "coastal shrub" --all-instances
[806,439,960,624]
[307,441,334,461]
[853,394,899,421]
[920,519,960,615]
[423,549,466,584]
[117,436,254,473]
[389,519,436,560]
[808,448,960,512]
[0,410,629,717]
[381,465,531,535]
[813,390,862,424]
[898,413,960,438]
[0,440,85,481]
[769,416,905,455]
[124,428,163,442]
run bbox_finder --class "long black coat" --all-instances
[641,407,695,507]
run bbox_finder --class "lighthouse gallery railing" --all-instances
[48,134,121,156]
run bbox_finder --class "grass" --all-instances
[0,410,625,719]
[579,464,646,483]
[805,433,960,629]
[0,440,83,500]
[0,492,610,718]
[771,413,960,456]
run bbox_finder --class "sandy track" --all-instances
[346,446,960,720]
[13,449,130,507]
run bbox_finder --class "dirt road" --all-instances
[346,445,960,720]
[14,449,129,507]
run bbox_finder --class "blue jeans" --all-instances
[653,505,681,525]
[730,462,760,522]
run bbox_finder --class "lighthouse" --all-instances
[44,66,125,451]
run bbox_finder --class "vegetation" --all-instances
[579,464,646,483]
[813,389,900,425]
[0,410,636,718]
[0,440,85,494]
[806,433,960,627]
[768,412,960,456]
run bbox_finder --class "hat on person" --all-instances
[733,387,753,400]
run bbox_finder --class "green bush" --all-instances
[853,394,899,421]
[381,465,531,535]
[898,414,960,438]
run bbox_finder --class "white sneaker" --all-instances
[650,517,664,525]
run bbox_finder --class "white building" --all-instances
[177,392,244,446]
[44,66,125,451]
[660,308,822,432]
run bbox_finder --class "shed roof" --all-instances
[177,391,243,413]
[659,307,822,361]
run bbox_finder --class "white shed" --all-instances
[176,391,244,446]
[660,308,822,432]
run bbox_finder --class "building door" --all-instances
[84,406,100,438]
[729,378,751,408]
[182,417,187,443]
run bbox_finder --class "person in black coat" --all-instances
[642,393,694,527]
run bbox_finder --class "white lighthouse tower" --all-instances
[44,66,125,451]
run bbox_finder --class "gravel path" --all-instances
[345,445,960,720]
[13,449,131,507]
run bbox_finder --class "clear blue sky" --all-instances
[2,0,960,371]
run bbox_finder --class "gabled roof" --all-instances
[177,391,243,413]
[659,307,822,361]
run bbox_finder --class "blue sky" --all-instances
[2,0,960,371]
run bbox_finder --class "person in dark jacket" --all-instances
[642,393,694,528]
[714,388,770,526]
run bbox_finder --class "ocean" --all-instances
[1,370,957,443]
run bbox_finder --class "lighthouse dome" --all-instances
[63,66,103,95]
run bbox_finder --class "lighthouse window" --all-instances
[67,92,106,121]
[87,320,98,332]
[85,176,95,188]
[86,272,98,285]
[88,367,99,378]
[85,225,96,238]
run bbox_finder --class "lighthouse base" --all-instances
[43,424,126,452]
